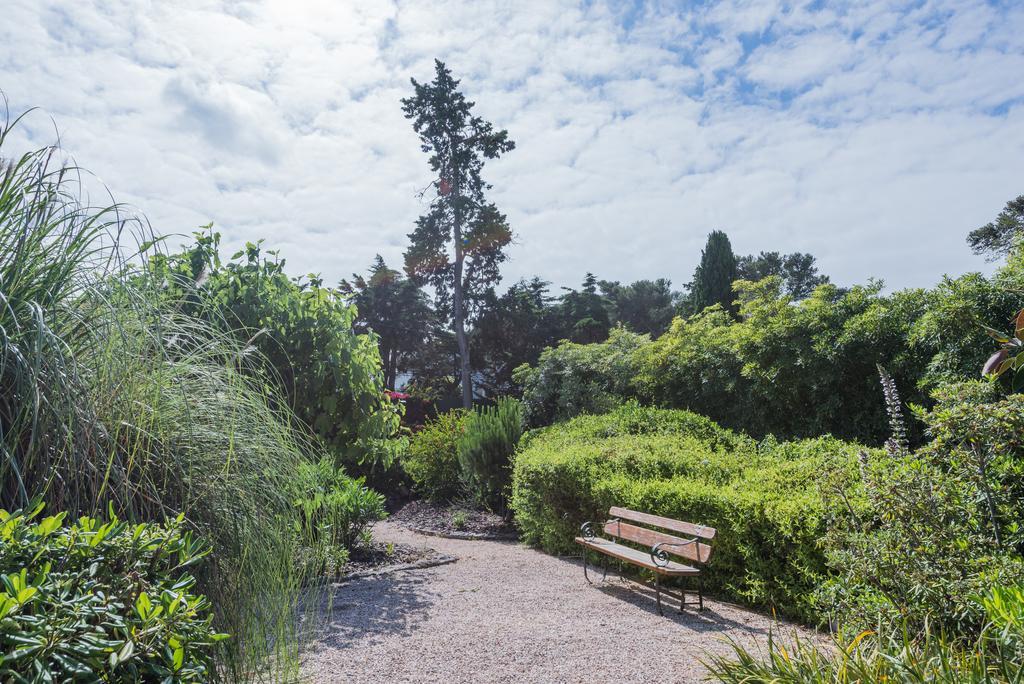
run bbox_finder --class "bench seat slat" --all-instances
[603,520,712,564]
[609,506,716,540]
[574,537,700,576]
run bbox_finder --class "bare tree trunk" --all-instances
[386,347,398,390]
[453,190,472,409]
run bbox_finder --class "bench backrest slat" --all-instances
[609,506,717,541]
[602,520,713,564]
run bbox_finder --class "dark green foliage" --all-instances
[599,278,678,337]
[968,194,1024,260]
[706,586,1024,683]
[471,276,679,399]
[687,230,738,313]
[514,327,647,429]
[516,280,925,443]
[910,271,1021,388]
[402,411,468,502]
[471,278,562,397]
[0,505,226,682]
[340,255,435,390]
[151,231,404,473]
[402,59,516,408]
[510,404,867,621]
[559,273,612,343]
[458,398,524,512]
[404,322,460,401]
[736,250,829,299]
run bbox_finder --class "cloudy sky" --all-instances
[3,0,1023,292]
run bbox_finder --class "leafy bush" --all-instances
[0,504,226,682]
[514,327,646,429]
[510,404,866,621]
[706,584,1024,683]
[818,381,1024,635]
[150,229,405,474]
[296,459,387,571]
[458,398,524,512]
[402,410,467,502]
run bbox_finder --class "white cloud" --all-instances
[745,32,857,90]
[1,0,1022,295]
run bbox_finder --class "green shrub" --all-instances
[150,230,406,475]
[402,410,467,502]
[458,398,524,512]
[514,327,647,429]
[705,584,1024,683]
[296,459,387,567]
[818,381,1024,636]
[0,504,226,682]
[510,404,867,622]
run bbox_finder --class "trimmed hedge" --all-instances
[510,404,868,622]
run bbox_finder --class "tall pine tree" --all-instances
[687,230,738,314]
[401,60,515,408]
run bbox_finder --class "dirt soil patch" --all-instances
[343,541,438,575]
[390,500,516,538]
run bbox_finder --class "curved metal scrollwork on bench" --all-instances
[580,518,619,540]
[650,538,698,567]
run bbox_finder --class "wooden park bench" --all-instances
[575,506,715,615]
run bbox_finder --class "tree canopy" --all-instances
[968,194,1024,260]
[340,255,434,390]
[737,250,829,299]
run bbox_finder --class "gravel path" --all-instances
[301,521,811,683]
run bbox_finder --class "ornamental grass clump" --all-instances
[0,110,325,681]
[705,584,1024,683]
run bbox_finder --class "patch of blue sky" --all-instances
[986,97,1024,117]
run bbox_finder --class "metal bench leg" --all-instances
[679,577,686,613]
[655,574,663,616]
[698,575,704,611]
[583,548,592,583]
[601,553,608,581]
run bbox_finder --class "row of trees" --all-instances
[342,240,830,402]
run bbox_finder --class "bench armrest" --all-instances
[580,518,620,540]
[650,539,698,567]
